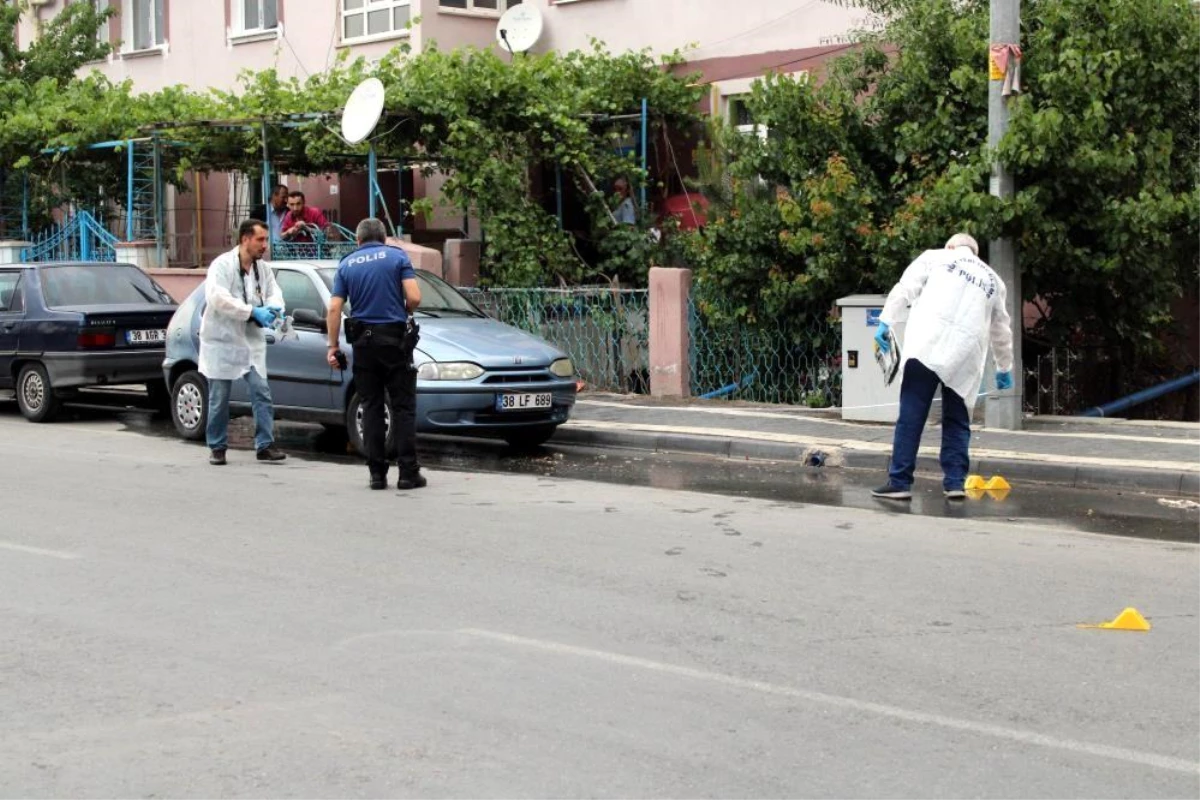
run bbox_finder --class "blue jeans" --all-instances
[206,367,275,452]
[887,359,971,491]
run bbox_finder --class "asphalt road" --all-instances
[1,412,1198,798]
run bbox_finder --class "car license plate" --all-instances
[126,328,166,345]
[495,392,552,412]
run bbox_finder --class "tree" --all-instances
[684,0,1199,367]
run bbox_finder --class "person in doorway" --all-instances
[251,183,289,244]
[612,178,637,225]
[280,191,331,243]
[199,219,287,466]
[325,218,425,491]
[871,233,1014,500]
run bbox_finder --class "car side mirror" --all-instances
[292,308,327,332]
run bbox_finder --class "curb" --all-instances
[552,426,1198,497]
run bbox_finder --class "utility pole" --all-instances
[984,0,1023,430]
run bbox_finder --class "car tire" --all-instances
[15,363,60,423]
[503,424,558,450]
[171,370,209,441]
[346,391,395,458]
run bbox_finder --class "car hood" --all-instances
[416,318,565,366]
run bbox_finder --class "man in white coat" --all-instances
[871,233,1015,500]
[199,219,287,466]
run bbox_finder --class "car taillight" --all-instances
[78,332,116,348]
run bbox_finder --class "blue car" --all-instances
[163,260,578,452]
[0,261,177,421]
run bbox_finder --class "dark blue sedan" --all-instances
[0,262,177,421]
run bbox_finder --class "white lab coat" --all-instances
[198,247,285,381]
[880,247,1014,406]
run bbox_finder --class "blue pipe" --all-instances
[1079,370,1200,417]
[126,140,134,241]
[368,144,377,219]
[639,97,648,209]
[699,370,758,400]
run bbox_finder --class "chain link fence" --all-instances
[689,293,842,407]
[459,287,650,394]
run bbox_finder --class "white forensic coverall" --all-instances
[198,247,285,381]
[879,247,1015,405]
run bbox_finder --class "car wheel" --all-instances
[171,370,208,441]
[345,391,395,458]
[15,363,60,423]
[503,424,558,450]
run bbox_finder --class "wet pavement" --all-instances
[6,390,1196,544]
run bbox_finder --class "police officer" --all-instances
[325,218,425,491]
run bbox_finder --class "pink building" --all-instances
[17,0,864,266]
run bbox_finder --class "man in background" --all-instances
[251,183,289,244]
[280,191,331,243]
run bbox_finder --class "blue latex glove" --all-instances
[996,370,1013,390]
[873,321,891,353]
[250,306,275,328]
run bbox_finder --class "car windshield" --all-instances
[40,264,174,307]
[317,268,484,318]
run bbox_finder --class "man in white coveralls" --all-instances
[871,233,1015,500]
[199,219,288,466]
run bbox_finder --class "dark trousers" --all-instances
[352,336,419,479]
[887,359,972,491]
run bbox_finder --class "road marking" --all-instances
[0,541,80,560]
[565,419,1200,473]
[459,628,1200,776]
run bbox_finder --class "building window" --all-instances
[341,0,411,42]
[236,0,279,34]
[438,0,522,13]
[91,0,109,47]
[123,0,165,52]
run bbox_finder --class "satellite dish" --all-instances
[341,77,386,145]
[496,3,543,54]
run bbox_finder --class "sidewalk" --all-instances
[557,394,1200,497]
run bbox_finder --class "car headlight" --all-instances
[549,358,575,378]
[417,361,485,381]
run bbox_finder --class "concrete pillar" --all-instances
[115,241,166,271]
[387,237,443,278]
[649,266,692,398]
[146,268,206,304]
[0,241,31,264]
[444,239,481,287]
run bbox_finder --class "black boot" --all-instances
[397,472,427,490]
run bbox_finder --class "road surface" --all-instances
[1,412,1197,797]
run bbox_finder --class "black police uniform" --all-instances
[330,242,423,488]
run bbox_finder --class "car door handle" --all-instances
[1,323,15,332]
[265,334,276,344]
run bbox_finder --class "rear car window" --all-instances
[40,265,174,307]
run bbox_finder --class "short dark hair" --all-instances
[288,191,306,203]
[239,219,267,241]
[273,183,289,195]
